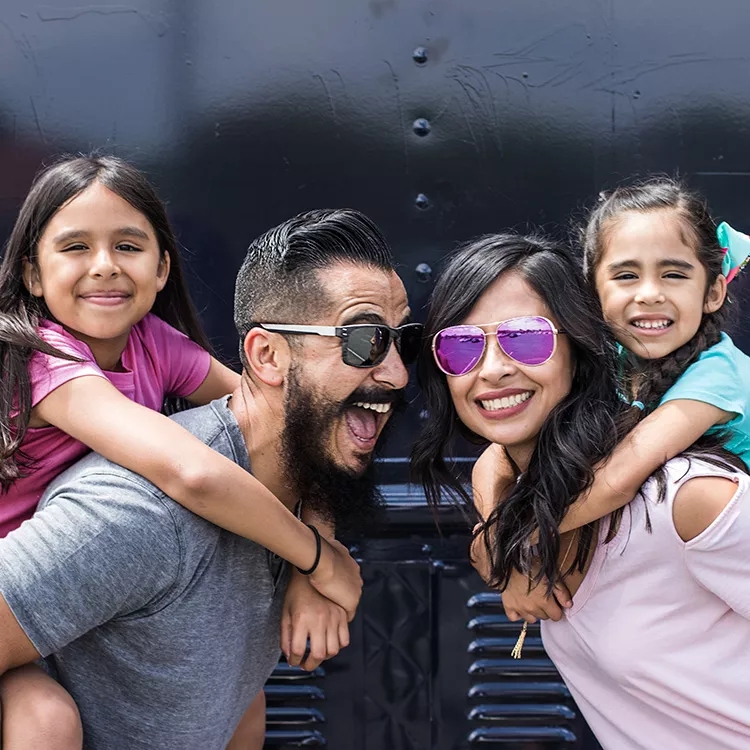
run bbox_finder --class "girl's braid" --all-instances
[633,314,723,409]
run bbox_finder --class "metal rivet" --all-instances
[415,262,433,282]
[415,193,430,210]
[412,118,431,137]
[412,46,428,64]
[421,544,433,555]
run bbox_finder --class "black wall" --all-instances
[2,0,749,459]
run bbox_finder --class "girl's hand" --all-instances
[501,567,572,623]
[308,537,362,622]
[281,570,350,670]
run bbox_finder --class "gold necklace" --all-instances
[510,532,576,659]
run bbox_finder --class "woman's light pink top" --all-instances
[1,314,211,537]
[542,457,750,750]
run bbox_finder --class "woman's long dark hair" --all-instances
[0,154,211,490]
[411,233,626,589]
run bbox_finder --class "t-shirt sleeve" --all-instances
[29,327,106,408]
[143,315,212,399]
[660,340,745,419]
[684,477,750,619]
[0,469,181,656]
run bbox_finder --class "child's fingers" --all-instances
[288,623,310,667]
[539,600,564,622]
[280,616,292,660]
[304,627,327,670]
[552,581,573,608]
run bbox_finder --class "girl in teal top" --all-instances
[491,177,750,628]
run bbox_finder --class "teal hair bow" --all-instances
[717,221,750,283]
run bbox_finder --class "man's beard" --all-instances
[279,366,401,535]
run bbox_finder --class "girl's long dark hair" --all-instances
[0,154,211,491]
[411,233,626,589]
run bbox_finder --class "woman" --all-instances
[411,232,750,749]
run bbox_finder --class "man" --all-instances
[0,209,420,748]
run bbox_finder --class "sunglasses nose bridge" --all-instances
[481,328,520,373]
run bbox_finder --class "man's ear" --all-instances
[22,258,43,297]
[242,328,290,387]
[704,273,727,314]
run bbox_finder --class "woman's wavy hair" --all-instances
[0,154,211,491]
[583,177,730,412]
[411,233,625,589]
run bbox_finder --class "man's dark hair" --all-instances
[234,209,395,361]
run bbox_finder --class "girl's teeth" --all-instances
[480,392,532,411]
[633,320,671,329]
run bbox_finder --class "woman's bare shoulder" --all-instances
[672,471,742,542]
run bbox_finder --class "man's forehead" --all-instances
[315,261,410,324]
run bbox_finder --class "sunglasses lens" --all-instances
[433,326,486,375]
[344,326,390,367]
[396,324,423,365]
[497,316,555,365]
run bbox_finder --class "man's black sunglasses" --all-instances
[250,322,424,368]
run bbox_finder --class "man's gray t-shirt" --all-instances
[0,397,288,749]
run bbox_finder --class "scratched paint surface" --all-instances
[1,0,749,461]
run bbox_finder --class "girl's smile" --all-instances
[23,181,170,370]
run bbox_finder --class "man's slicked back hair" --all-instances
[234,209,395,346]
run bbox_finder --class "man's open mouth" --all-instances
[344,402,393,444]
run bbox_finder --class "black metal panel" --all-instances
[2,0,750,462]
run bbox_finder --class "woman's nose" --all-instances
[477,334,518,381]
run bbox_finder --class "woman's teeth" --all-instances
[480,392,532,411]
[353,402,392,414]
[632,320,671,329]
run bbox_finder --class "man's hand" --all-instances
[281,570,350,671]
[308,537,362,621]
[501,567,572,623]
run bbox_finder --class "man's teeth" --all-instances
[632,320,671,329]
[353,402,392,414]
[480,392,532,411]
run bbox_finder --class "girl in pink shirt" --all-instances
[412,232,750,749]
[0,155,356,748]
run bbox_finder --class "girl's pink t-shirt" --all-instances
[1,313,211,537]
[542,457,750,750]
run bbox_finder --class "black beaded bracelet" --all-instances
[296,523,322,575]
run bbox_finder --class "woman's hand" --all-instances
[501,567,572,623]
[281,570,350,670]
[308,537,362,621]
